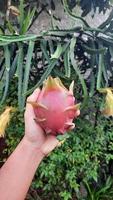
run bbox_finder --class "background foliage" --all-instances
[1,0,113,199]
[1,0,113,109]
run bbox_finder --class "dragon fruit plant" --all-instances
[28,77,80,136]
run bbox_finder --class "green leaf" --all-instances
[48,39,54,55]
[64,46,71,78]
[70,36,88,107]
[45,27,82,37]
[89,73,95,97]
[22,40,35,108]
[96,44,105,90]
[0,34,38,43]
[40,40,50,63]
[51,43,63,59]
[6,20,16,34]
[57,133,70,141]
[21,8,36,34]
[0,41,11,46]
[1,45,10,103]
[17,43,24,110]
[18,0,25,31]
[82,44,107,54]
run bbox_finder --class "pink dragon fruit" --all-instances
[28,77,80,136]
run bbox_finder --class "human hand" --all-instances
[24,88,60,156]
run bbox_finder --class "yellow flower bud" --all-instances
[98,88,113,116]
[0,107,14,137]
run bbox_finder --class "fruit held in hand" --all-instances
[28,77,80,135]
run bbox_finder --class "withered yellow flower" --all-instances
[9,6,20,16]
[0,107,14,137]
[98,88,113,116]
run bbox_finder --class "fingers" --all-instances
[27,88,40,102]
[25,88,40,117]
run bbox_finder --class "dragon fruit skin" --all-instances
[28,77,80,136]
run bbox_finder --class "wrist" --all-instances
[22,136,45,160]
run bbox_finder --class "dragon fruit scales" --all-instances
[28,77,80,136]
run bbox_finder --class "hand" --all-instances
[24,89,60,156]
